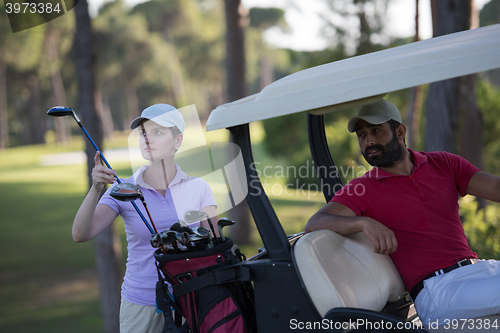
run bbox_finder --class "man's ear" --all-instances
[396,124,407,141]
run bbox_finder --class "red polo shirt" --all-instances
[330,149,479,291]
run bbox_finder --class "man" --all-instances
[305,99,500,325]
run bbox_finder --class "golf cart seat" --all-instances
[294,229,407,317]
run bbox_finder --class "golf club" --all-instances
[184,210,217,242]
[217,218,235,243]
[176,231,194,251]
[191,226,212,248]
[150,233,161,248]
[170,220,193,234]
[47,106,155,235]
[160,230,179,252]
[110,183,159,234]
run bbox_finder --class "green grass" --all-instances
[0,129,323,332]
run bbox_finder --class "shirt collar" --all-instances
[132,163,188,190]
[366,149,428,180]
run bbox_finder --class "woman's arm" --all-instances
[72,152,119,242]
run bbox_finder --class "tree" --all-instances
[424,0,476,154]
[406,0,423,149]
[93,0,158,129]
[1,19,46,145]
[320,0,391,56]
[248,7,289,90]
[425,0,484,210]
[480,0,500,88]
[74,1,121,332]
[224,0,251,244]
[44,18,75,143]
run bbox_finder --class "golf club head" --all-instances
[218,218,235,228]
[150,233,161,248]
[184,210,209,224]
[170,220,193,234]
[176,232,190,246]
[188,234,206,242]
[192,226,210,237]
[47,106,75,117]
[110,183,143,202]
[160,230,177,245]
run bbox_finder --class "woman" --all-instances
[72,103,218,333]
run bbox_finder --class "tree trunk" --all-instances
[96,91,114,140]
[458,2,485,210]
[74,1,121,332]
[27,74,45,144]
[406,0,422,149]
[124,82,139,131]
[224,0,251,244]
[459,75,482,170]
[424,0,471,153]
[46,31,70,143]
[260,56,274,89]
[167,51,187,107]
[0,58,8,150]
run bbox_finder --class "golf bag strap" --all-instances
[156,265,183,315]
[173,266,250,296]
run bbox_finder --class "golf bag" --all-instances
[154,238,257,333]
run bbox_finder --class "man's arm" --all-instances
[466,171,500,202]
[305,201,398,255]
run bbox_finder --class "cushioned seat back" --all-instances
[294,230,407,317]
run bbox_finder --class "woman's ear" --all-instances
[175,134,183,149]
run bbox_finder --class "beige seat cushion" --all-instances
[294,230,407,317]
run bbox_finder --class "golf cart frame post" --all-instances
[229,123,327,330]
[307,114,344,202]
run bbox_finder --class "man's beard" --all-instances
[362,134,405,168]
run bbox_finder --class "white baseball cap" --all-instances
[130,104,185,134]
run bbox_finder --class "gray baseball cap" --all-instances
[347,99,402,133]
[130,104,185,134]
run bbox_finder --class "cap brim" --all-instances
[347,115,390,133]
[130,116,177,130]
[130,117,146,129]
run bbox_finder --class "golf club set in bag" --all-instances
[47,107,257,333]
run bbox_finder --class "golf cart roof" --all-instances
[207,23,500,131]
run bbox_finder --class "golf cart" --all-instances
[204,24,500,332]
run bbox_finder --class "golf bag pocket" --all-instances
[154,238,256,333]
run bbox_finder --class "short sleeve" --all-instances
[443,153,480,197]
[199,180,217,209]
[98,181,122,214]
[328,178,371,217]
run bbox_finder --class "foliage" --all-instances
[320,0,392,55]
[249,7,289,31]
[479,0,500,27]
[460,197,500,260]
[477,79,500,174]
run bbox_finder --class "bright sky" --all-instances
[87,0,492,51]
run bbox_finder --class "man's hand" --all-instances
[361,218,398,255]
[306,202,398,255]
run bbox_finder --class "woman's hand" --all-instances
[91,152,116,191]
